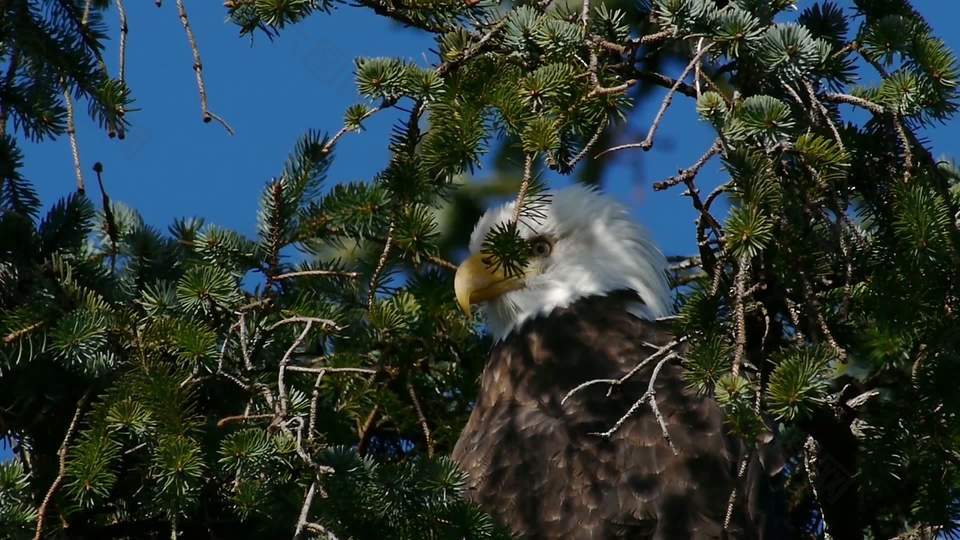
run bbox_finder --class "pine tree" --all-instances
[3,0,960,539]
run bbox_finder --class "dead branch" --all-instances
[175,0,234,134]
[278,321,314,416]
[34,389,92,540]
[731,255,749,378]
[596,42,716,157]
[356,405,381,456]
[511,153,536,224]
[567,118,608,169]
[216,413,274,429]
[653,139,721,191]
[561,338,685,406]
[591,352,681,455]
[367,221,395,309]
[62,82,85,192]
[407,382,435,458]
[286,366,376,375]
[722,450,751,532]
[293,482,318,540]
[273,270,361,281]
[268,317,342,332]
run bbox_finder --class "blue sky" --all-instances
[14,1,960,258]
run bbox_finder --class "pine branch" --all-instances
[597,42,715,157]
[273,270,361,280]
[3,321,44,344]
[590,352,681,456]
[822,92,885,115]
[732,255,749,378]
[356,405,381,457]
[62,82,85,193]
[93,162,119,271]
[561,338,684,406]
[293,481,318,540]
[34,389,92,540]
[115,0,128,137]
[722,450,751,532]
[511,153,535,224]
[367,221,395,309]
[176,0,234,134]
[406,381,434,458]
[278,321,314,417]
[653,139,721,191]
[566,118,607,169]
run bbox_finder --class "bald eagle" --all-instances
[452,186,780,539]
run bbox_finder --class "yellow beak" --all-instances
[454,253,525,316]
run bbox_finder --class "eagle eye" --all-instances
[530,237,553,258]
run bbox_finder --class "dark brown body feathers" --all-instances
[452,293,778,539]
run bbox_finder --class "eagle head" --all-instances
[455,185,673,340]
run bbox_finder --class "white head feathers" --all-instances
[468,185,673,340]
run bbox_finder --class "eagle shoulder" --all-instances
[452,293,778,539]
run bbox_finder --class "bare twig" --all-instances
[307,371,326,443]
[436,16,510,77]
[425,254,457,272]
[273,270,361,281]
[286,366,376,375]
[892,114,913,183]
[237,312,254,371]
[668,256,702,272]
[822,93,884,115]
[303,522,340,539]
[591,353,681,455]
[596,42,715,157]
[368,221,395,309]
[567,119,607,169]
[804,81,845,153]
[653,139,721,191]
[801,274,848,361]
[268,317,342,332]
[633,71,698,99]
[722,450,751,531]
[562,338,685,406]
[694,38,704,98]
[785,297,806,343]
[114,0,128,138]
[34,390,92,540]
[216,413,274,429]
[93,163,119,271]
[732,255,749,378]
[511,153,536,224]
[62,83,85,192]
[356,405,381,456]
[323,99,395,153]
[594,30,673,55]
[175,0,234,134]
[293,481,318,540]
[278,322,314,416]
[803,437,834,540]
[780,77,807,112]
[3,321,43,345]
[82,0,93,25]
[407,382,435,458]
[588,79,637,97]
